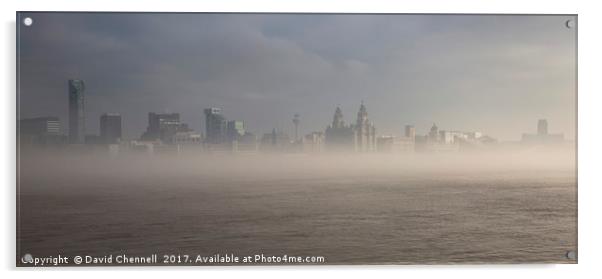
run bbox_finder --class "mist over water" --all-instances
[17,148,576,264]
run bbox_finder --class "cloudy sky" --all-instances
[17,13,576,140]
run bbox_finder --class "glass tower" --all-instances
[68,79,85,143]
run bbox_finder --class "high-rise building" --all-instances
[537,119,548,135]
[204,108,227,144]
[68,79,85,143]
[100,113,122,144]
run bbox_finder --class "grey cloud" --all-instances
[18,13,576,140]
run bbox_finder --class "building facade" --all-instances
[204,108,227,144]
[19,117,62,144]
[100,113,122,144]
[68,79,85,143]
[522,119,564,145]
[354,103,376,152]
[325,103,376,152]
[141,113,190,143]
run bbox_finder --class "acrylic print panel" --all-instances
[16,12,577,266]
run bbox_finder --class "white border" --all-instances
[2,0,600,278]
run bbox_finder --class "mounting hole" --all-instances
[566,250,576,260]
[565,19,575,29]
[22,253,33,263]
[23,17,33,26]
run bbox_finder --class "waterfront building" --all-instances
[68,79,85,143]
[522,119,564,144]
[325,103,376,152]
[204,107,227,144]
[19,117,62,144]
[100,113,122,144]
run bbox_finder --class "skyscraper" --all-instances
[204,108,227,144]
[100,113,122,144]
[68,79,85,143]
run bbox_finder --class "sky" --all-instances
[17,13,576,141]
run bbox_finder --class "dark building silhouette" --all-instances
[325,103,376,152]
[204,108,227,144]
[325,107,355,151]
[354,102,376,152]
[68,79,85,143]
[19,117,63,144]
[522,119,564,145]
[141,113,190,143]
[100,113,122,144]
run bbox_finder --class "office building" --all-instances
[19,117,62,144]
[204,108,227,144]
[100,113,122,144]
[141,112,190,143]
[68,79,85,143]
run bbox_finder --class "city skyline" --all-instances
[15,13,578,266]
[18,13,576,141]
[19,79,564,147]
